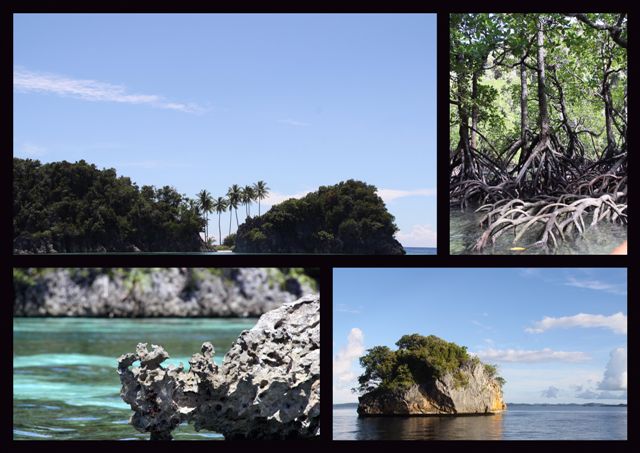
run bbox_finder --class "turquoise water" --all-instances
[13,318,256,440]
[333,404,627,440]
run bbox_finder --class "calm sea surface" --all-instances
[13,318,256,440]
[29,247,436,256]
[451,208,627,255]
[333,404,627,440]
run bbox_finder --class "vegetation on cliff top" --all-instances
[234,180,405,254]
[14,158,205,253]
[357,334,504,394]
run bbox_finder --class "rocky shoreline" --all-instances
[14,268,317,317]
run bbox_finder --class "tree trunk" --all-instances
[537,16,550,137]
[519,60,528,163]
[456,53,475,179]
[471,71,479,151]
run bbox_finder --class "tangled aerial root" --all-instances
[473,193,627,251]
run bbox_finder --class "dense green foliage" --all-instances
[13,158,205,252]
[234,180,404,254]
[450,14,627,250]
[357,334,503,394]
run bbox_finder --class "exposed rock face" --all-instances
[117,295,320,440]
[14,268,315,317]
[358,362,506,416]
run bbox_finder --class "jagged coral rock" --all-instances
[117,294,320,440]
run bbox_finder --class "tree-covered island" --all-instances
[356,334,506,416]
[13,158,404,254]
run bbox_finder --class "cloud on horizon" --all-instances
[14,67,204,113]
[395,224,436,248]
[525,312,627,335]
[598,348,627,391]
[541,386,560,398]
[476,347,589,363]
[377,188,436,202]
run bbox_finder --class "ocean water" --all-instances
[333,404,627,440]
[13,318,256,440]
[28,247,436,256]
[450,208,627,255]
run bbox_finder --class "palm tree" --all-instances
[243,185,256,217]
[227,184,242,229]
[212,196,228,246]
[253,180,269,216]
[196,189,213,242]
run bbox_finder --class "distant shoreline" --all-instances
[334,402,627,408]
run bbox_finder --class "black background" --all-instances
[3,1,633,451]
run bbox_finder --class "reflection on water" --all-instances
[450,208,627,255]
[333,405,627,440]
[355,413,504,440]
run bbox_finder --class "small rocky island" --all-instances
[234,180,405,254]
[117,295,320,440]
[357,334,506,416]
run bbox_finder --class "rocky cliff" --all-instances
[358,360,506,416]
[14,268,316,317]
[117,294,320,440]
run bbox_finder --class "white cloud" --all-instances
[598,348,627,390]
[395,224,437,247]
[377,188,436,202]
[262,190,312,206]
[541,385,560,398]
[277,118,310,127]
[333,328,365,383]
[565,276,626,295]
[476,348,589,363]
[525,312,627,335]
[335,304,361,315]
[16,142,47,157]
[14,67,204,113]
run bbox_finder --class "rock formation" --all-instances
[358,361,506,416]
[356,334,506,416]
[14,268,316,317]
[117,294,320,440]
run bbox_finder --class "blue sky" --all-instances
[13,13,437,246]
[333,268,627,404]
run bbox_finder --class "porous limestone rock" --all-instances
[15,268,315,317]
[358,361,506,416]
[117,294,320,440]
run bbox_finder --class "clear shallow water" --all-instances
[450,208,627,255]
[333,404,627,440]
[13,318,256,440]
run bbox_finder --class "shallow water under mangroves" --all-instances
[13,317,256,440]
[450,207,627,255]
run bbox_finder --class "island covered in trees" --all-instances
[450,13,627,254]
[13,158,404,254]
[356,334,506,416]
